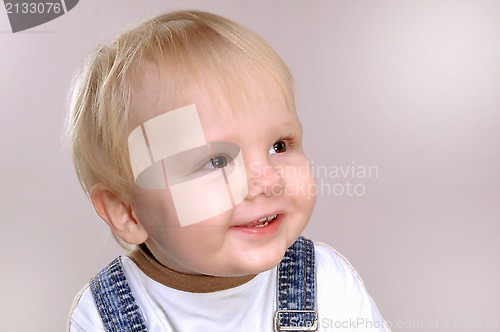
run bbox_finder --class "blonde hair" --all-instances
[67,10,294,203]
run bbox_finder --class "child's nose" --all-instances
[245,158,286,199]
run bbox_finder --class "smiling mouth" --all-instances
[243,214,279,228]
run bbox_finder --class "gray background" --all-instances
[1,0,499,331]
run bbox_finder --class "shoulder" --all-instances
[313,242,390,331]
[314,242,368,302]
[314,242,364,284]
[67,284,105,332]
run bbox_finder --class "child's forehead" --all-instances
[128,60,289,130]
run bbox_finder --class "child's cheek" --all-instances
[133,187,178,230]
[275,157,316,199]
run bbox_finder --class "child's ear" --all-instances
[90,183,148,245]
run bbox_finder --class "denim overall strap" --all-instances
[275,236,317,331]
[90,257,148,332]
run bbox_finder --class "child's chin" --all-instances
[206,259,277,277]
[235,255,285,276]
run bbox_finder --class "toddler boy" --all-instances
[67,10,389,332]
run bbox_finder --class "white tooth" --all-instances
[254,214,277,225]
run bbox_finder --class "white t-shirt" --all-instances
[68,243,389,331]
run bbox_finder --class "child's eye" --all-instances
[202,154,231,169]
[269,139,289,155]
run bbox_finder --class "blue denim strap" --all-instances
[275,236,317,331]
[90,257,148,332]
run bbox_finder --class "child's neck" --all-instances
[127,244,256,293]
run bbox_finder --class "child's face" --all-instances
[129,65,316,277]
